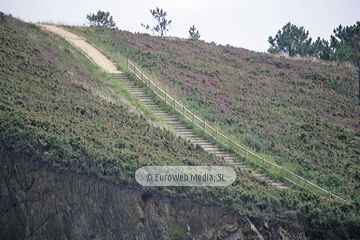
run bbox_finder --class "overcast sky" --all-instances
[2,0,359,52]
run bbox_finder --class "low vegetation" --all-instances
[1,14,359,238]
[66,25,359,201]
[64,24,360,237]
[0,14,215,180]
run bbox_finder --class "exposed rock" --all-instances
[221,218,264,240]
[0,149,307,239]
[264,220,269,229]
[242,219,264,240]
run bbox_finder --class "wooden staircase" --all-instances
[115,73,288,189]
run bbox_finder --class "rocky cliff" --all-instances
[0,148,307,240]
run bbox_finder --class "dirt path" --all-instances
[36,23,121,73]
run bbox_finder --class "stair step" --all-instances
[198,144,216,148]
[191,140,210,143]
[270,182,285,186]
[202,146,219,149]
[229,164,247,169]
[195,141,213,145]
[172,126,187,129]
[224,157,236,161]
[165,119,180,122]
[203,148,220,151]
[215,152,230,156]
[188,138,204,141]
[258,176,271,181]
[129,89,145,91]
[145,103,158,106]
[171,124,187,127]
[138,98,153,101]
[270,183,289,189]
[163,117,178,120]
[175,128,193,132]
[153,112,168,115]
[173,126,189,129]
[189,139,209,143]
[146,106,161,109]
[127,87,143,90]
[201,145,219,149]
[178,132,194,135]
[229,164,247,167]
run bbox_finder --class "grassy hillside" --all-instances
[66,26,360,202]
[0,15,219,180]
[1,14,359,238]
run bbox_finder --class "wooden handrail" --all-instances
[126,59,350,205]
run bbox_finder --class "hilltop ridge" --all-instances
[0,14,359,238]
[66,25,359,199]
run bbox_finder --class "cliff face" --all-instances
[0,149,306,240]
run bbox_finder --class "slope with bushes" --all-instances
[0,15,218,181]
[66,26,360,203]
[1,14,359,238]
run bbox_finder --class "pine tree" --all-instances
[189,25,201,41]
[330,22,360,102]
[268,22,313,57]
[141,8,172,37]
[86,11,116,29]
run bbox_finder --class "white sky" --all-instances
[2,0,359,52]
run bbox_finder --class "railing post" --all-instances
[134,64,136,75]
[141,72,143,82]
[230,138,232,150]
[127,59,129,70]
[204,121,206,133]
[305,179,308,189]
[192,112,195,125]
[245,149,248,159]
[182,105,185,116]
[262,157,265,168]
[328,191,332,202]
[174,98,176,109]
[156,85,158,95]
[282,167,284,178]
[216,129,218,140]
[165,92,167,104]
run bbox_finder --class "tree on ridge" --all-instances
[141,8,172,37]
[189,25,201,41]
[268,22,313,57]
[86,10,117,29]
